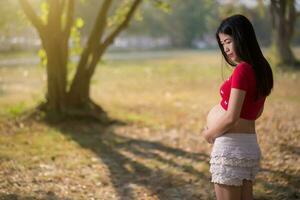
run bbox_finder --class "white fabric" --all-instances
[209,133,261,186]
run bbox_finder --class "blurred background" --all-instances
[1,0,300,52]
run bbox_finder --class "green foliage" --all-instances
[6,102,27,118]
[40,1,49,24]
[36,1,48,68]
[149,0,171,12]
[38,48,47,67]
[75,17,85,29]
[107,1,132,28]
[70,17,84,55]
[127,0,218,47]
[67,17,85,88]
[133,9,143,22]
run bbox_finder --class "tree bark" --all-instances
[67,0,113,107]
[19,0,71,113]
[270,0,299,67]
[42,34,68,112]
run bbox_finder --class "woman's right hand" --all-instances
[202,126,215,144]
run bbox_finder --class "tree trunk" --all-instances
[67,66,90,108]
[272,29,296,66]
[67,43,107,108]
[270,0,299,67]
[43,38,68,113]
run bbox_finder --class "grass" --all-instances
[0,49,299,199]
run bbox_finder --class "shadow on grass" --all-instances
[255,168,300,200]
[0,191,60,200]
[4,114,299,199]
[44,118,212,200]
[51,119,300,200]
[279,143,300,157]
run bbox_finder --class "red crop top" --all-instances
[219,62,265,120]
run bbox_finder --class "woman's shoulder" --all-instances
[236,61,252,70]
[233,61,253,75]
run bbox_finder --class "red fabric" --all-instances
[219,62,265,120]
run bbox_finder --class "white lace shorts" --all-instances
[209,133,261,186]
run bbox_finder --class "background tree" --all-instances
[163,0,214,47]
[19,0,147,120]
[270,0,300,67]
[127,0,218,48]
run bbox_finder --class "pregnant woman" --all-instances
[202,15,273,200]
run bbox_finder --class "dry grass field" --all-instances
[0,49,299,199]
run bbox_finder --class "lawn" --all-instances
[0,49,299,199]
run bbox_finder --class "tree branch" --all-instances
[101,0,142,50]
[64,0,75,39]
[71,0,113,92]
[76,0,113,72]
[87,0,142,77]
[19,0,45,34]
[48,0,61,30]
[87,0,113,51]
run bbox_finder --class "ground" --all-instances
[0,50,299,200]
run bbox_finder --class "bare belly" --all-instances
[206,104,256,134]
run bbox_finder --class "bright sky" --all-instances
[220,0,300,11]
[218,0,262,8]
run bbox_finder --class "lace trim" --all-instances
[211,175,254,186]
[210,164,260,176]
[210,156,260,167]
[211,146,261,160]
[209,163,259,186]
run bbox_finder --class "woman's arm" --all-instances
[202,88,246,143]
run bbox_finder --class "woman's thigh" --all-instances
[214,184,242,200]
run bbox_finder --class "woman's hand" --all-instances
[202,127,215,144]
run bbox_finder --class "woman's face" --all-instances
[218,33,241,64]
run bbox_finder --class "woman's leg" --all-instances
[241,180,253,200]
[214,184,242,200]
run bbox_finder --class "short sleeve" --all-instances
[231,62,250,91]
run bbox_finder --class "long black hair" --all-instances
[216,14,273,99]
